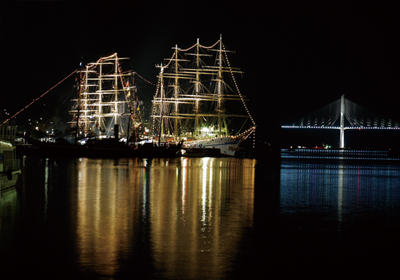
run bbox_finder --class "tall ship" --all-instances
[150,36,256,156]
[31,53,182,158]
[69,53,142,143]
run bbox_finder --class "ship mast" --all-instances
[70,53,134,140]
[126,72,138,143]
[216,36,224,137]
[83,64,90,135]
[158,64,165,145]
[194,39,201,135]
[75,66,82,144]
[191,38,212,136]
[98,60,104,135]
[173,45,179,139]
[113,55,119,139]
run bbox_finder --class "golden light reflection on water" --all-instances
[73,157,255,279]
[75,158,145,276]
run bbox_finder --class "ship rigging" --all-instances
[150,36,256,156]
[69,53,142,142]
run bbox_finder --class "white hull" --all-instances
[1,126,22,191]
[0,170,21,191]
[185,136,243,156]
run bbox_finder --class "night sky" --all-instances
[2,1,400,147]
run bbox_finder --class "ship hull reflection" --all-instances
[73,157,256,279]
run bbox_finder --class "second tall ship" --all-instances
[150,36,256,156]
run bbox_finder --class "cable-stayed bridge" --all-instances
[282,95,400,148]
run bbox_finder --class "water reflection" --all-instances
[0,188,18,251]
[278,159,400,277]
[4,156,400,278]
[280,160,400,222]
[74,158,142,277]
[59,157,400,278]
[73,157,256,279]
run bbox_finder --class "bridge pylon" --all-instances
[340,94,345,149]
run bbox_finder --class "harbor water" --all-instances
[1,155,400,279]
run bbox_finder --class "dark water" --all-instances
[1,156,400,279]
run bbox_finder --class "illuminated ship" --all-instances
[69,53,143,143]
[150,36,256,156]
[31,53,182,158]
